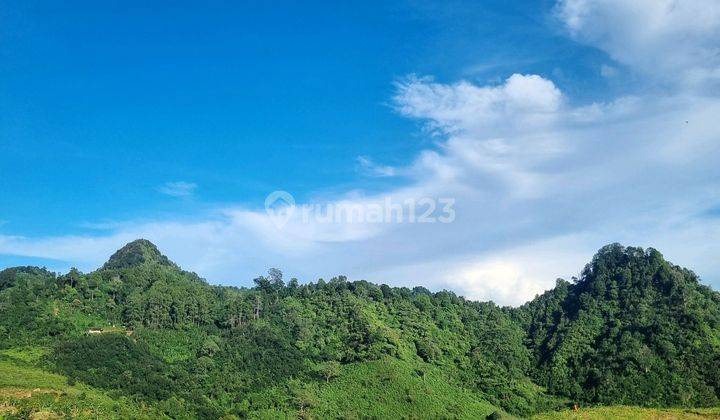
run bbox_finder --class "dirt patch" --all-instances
[0,402,18,415]
[30,410,62,419]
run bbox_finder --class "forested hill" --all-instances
[516,244,720,407]
[0,240,719,419]
[102,238,178,270]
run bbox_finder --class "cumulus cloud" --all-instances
[2,0,720,305]
[442,238,590,305]
[158,181,197,198]
[394,74,563,135]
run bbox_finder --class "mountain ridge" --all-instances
[0,240,718,418]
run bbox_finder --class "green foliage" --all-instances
[212,322,307,393]
[51,333,176,400]
[0,240,719,418]
[0,358,169,419]
[102,239,177,270]
[293,358,499,419]
[132,326,206,363]
[233,358,501,418]
[518,244,720,407]
[315,360,341,383]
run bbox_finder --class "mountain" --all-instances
[0,240,718,418]
[517,244,720,406]
[101,239,178,270]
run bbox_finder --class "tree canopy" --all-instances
[0,240,718,418]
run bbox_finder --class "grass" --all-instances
[0,351,167,419]
[0,347,49,366]
[532,405,720,419]
[249,357,503,419]
[313,358,500,419]
[2,345,718,419]
[0,360,67,390]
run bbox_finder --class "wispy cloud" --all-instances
[158,181,198,198]
[600,64,618,78]
[78,220,126,231]
[357,156,397,177]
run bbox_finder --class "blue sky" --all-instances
[1,0,719,305]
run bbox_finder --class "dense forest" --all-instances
[0,240,719,419]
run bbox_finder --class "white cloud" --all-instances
[557,0,720,88]
[158,181,198,198]
[1,0,719,305]
[357,156,397,177]
[600,64,617,78]
[3,73,719,304]
[442,238,589,305]
[394,74,563,135]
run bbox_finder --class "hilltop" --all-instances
[101,239,178,270]
[0,240,718,418]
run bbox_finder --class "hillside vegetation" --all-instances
[0,240,719,418]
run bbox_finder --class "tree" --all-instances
[3,239,719,418]
[200,336,221,357]
[287,379,317,418]
[316,361,341,383]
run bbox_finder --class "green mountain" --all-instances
[0,241,718,419]
[102,238,178,270]
[516,244,720,406]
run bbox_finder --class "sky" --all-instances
[1,0,719,305]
